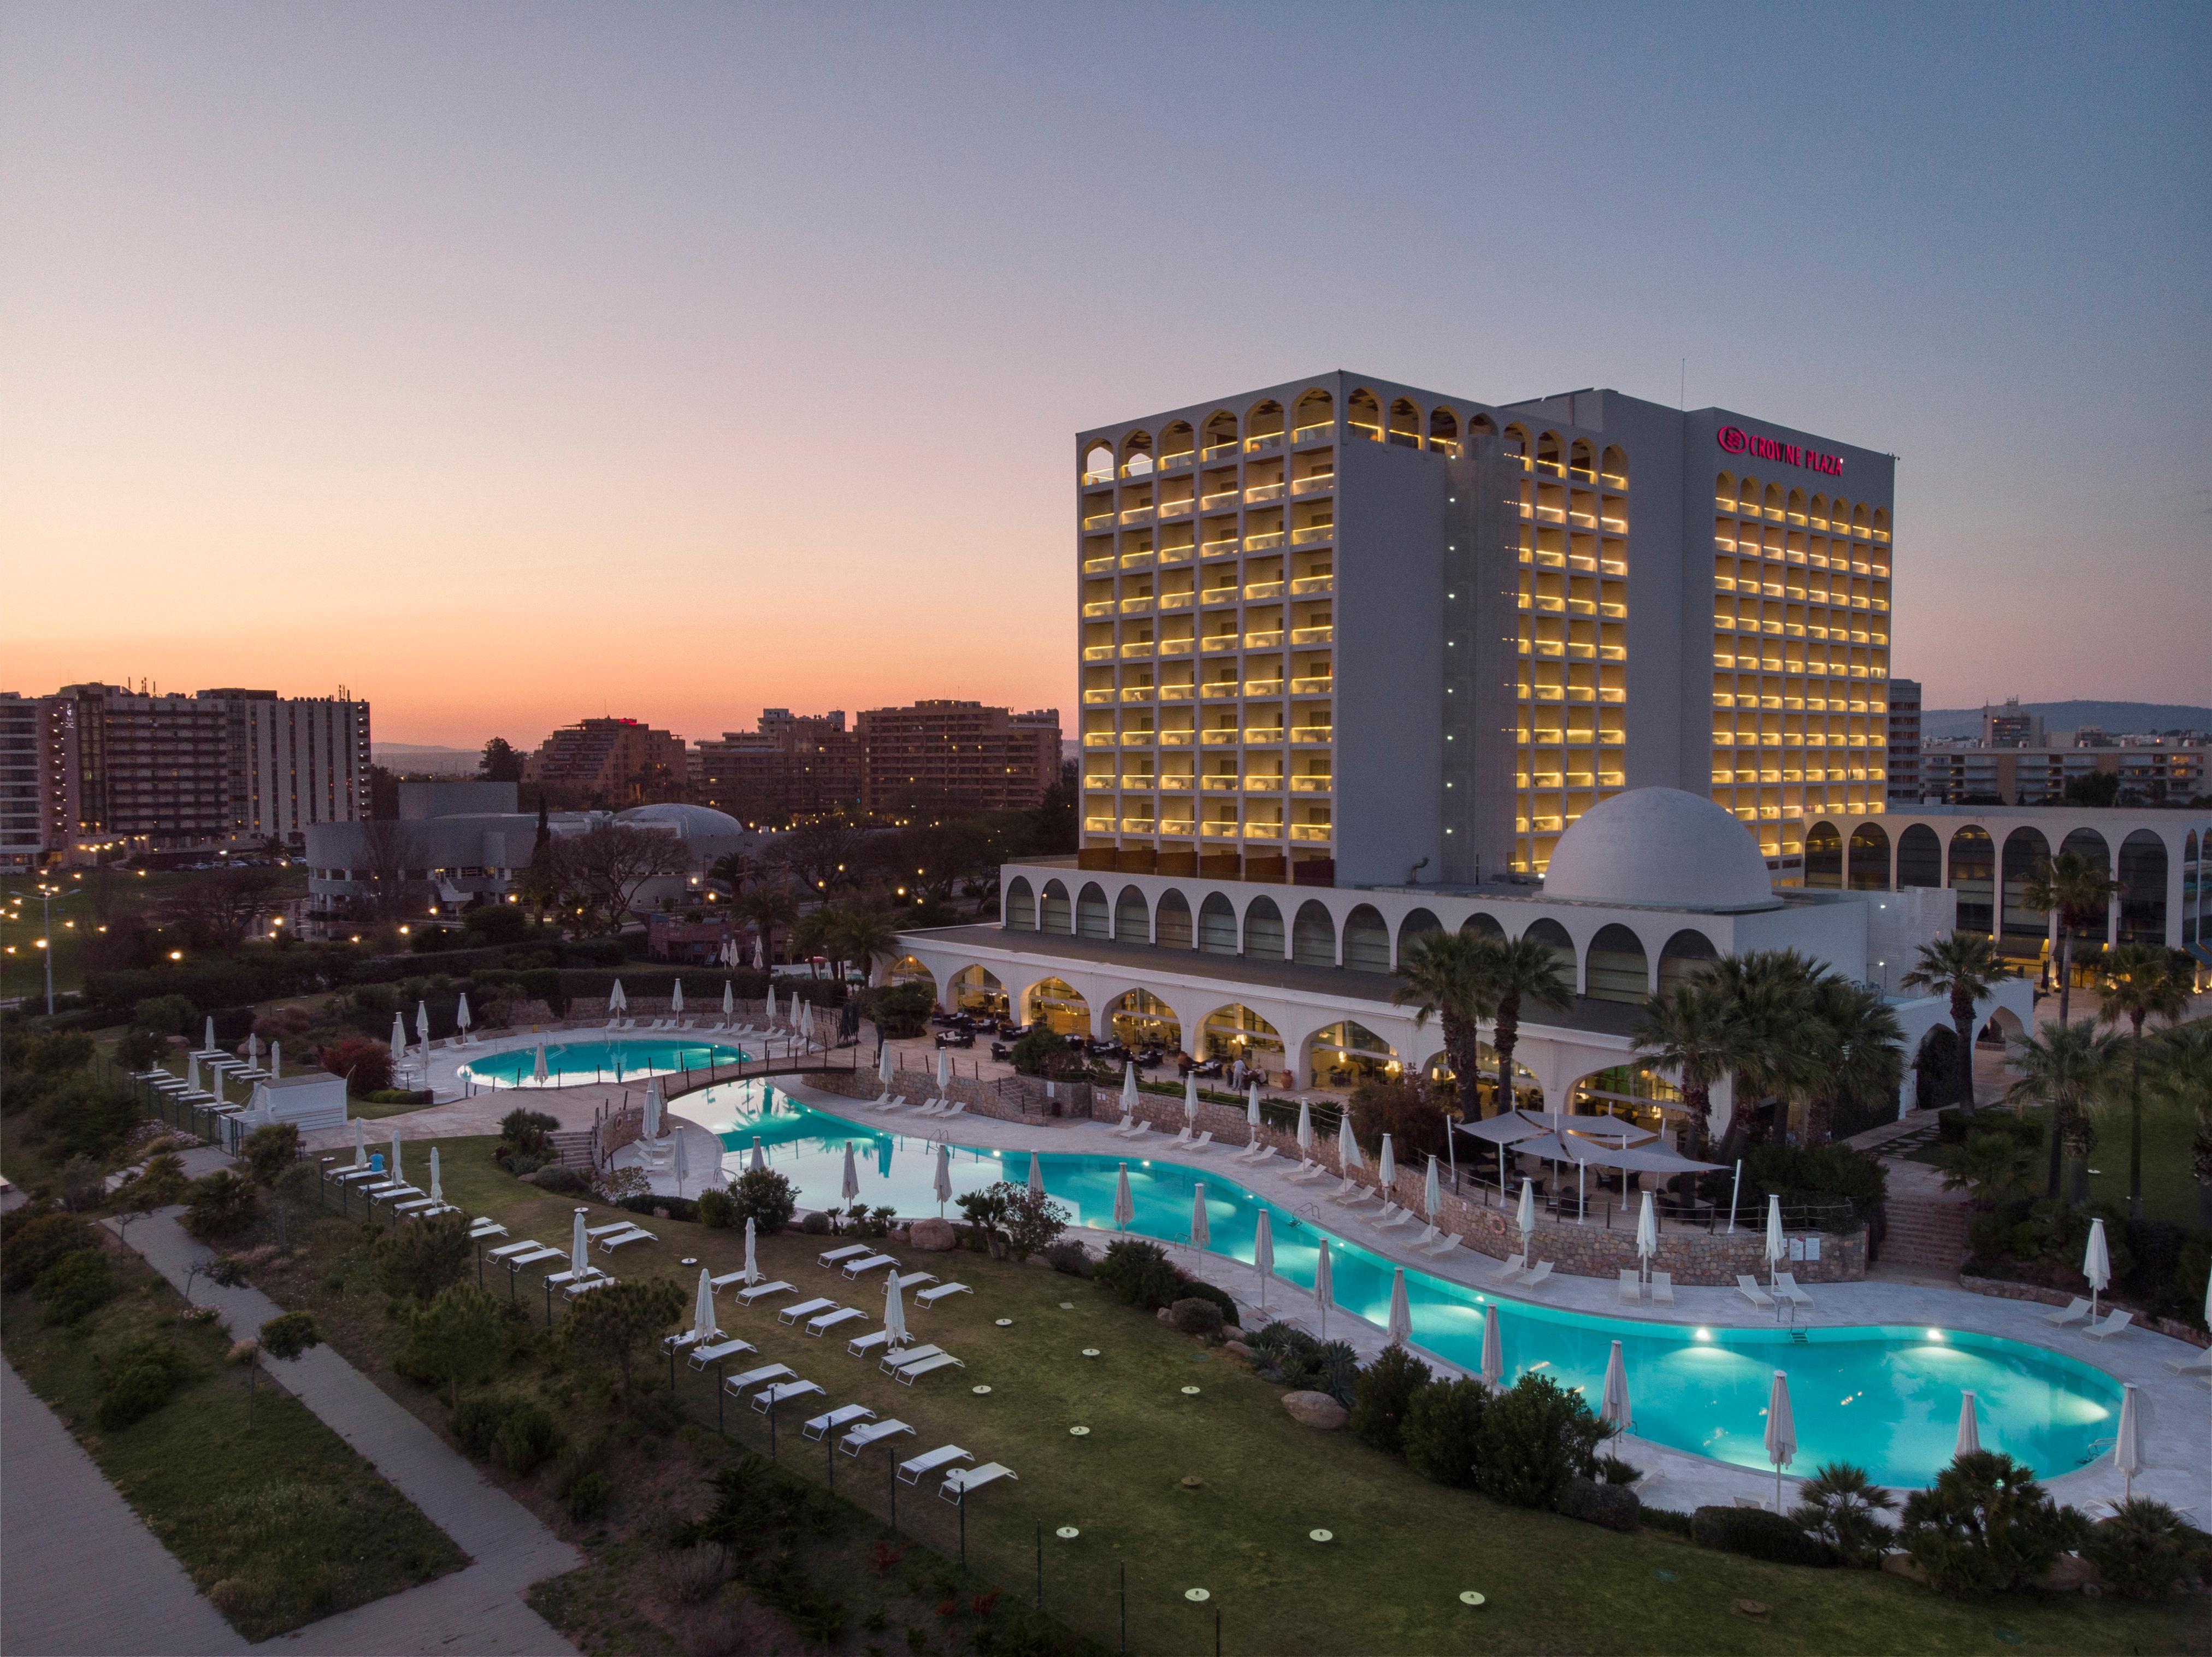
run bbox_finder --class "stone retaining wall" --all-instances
[1960,1273,2210,1347]
[806,1067,1078,1130]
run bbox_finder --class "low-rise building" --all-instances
[527,717,689,800]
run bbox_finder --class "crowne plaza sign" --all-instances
[1717,425,1844,476]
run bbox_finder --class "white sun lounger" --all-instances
[723,1361,794,1394]
[1773,1272,1814,1308]
[1736,1275,1776,1309]
[1420,1234,1465,1261]
[1287,1161,1329,1184]
[817,1243,872,1267]
[2163,1346,2212,1376]
[940,1463,1016,1505]
[1375,1204,1420,1231]
[734,1279,795,1305]
[1228,1140,1265,1162]
[803,1403,875,1441]
[939,1101,966,1121]
[1517,1261,1555,1290]
[897,1443,972,1485]
[1326,1181,1378,1208]
[2040,1296,2093,1327]
[806,1306,865,1337]
[896,1352,964,1385]
[753,1378,824,1412]
[1488,1253,1526,1283]
[777,1296,837,1325]
[598,1226,657,1253]
[688,1337,757,1370]
[1181,1130,1212,1153]
[469,1219,508,1240]
[841,1254,900,1279]
[1650,1271,1676,1305]
[663,1325,723,1352]
[2084,1310,2134,1341]
[545,1265,609,1293]
[1120,1121,1152,1140]
[840,1418,915,1455]
[1618,1269,1643,1303]
[564,1275,615,1299]
[879,1343,944,1375]
[585,1220,638,1239]
[876,1095,911,1113]
[1109,1116,1143,1139]
[709,1270,755,1292]
[846,1328,898,1358]
[502,1245,565,1272]
[914,1282,970,1307]
[913,1099,945,1117]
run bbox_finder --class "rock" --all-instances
[2036,1554,2098,1593]
[908,1217,958,1252]
[1223,1339,1255,1362]
[1281,1391,1348,1430]
[1880,1552,1927,1584]
[1157,1307,1174,1323]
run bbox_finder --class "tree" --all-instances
[2061,771,2121,809]
[731,1169,798,1234]
[168,866,282,951]
[551,825,689,928]
[556,1277,685,1393]
[2004,1018,2123,1205]
[374,1211,473,1304]
[1632,980,1744,1159]
[1901,933,2011,1114]
[705,850,760,896]
[1393,930,1496,1128]
[1482,934,1574,1115]
[113,1152,188,1246]
[515,799,559,913]
[2143,1021,2212,1228]
[2097,945,2190,1218]
[2020,851,2119,1023]
[322,1035,394,1095]
[776,819,866,892]
[259,1310,322,1361]
[404,1283,508,1410]
[479,737,524,782]
[1789,1463,1896,1567]
[827,905,901,986]
[1900,1450,2083,1596]
[1028,766,1077,856]
[1701,950,1827,1155]
[1802,977,1905,1145]
[357,818,427,922]
[182,1170,259,1240]
[738,884,799,968]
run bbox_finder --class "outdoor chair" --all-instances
[1375,1204,1419,1232]
[1287,1161,1328,1185]
[840,1418,914,1456]
[709,1270,754,1292]
[1420,1235,1465,1262]
[806,1306,865,1337]
[544,1264,606,1293]
[1618,1269,1643,1304]
[897,1444,971,1485]
[915,1283,971,1307]
[723,1361,794,1395]
[738,1279,801,1306]
[1773,1272,1814,1308]
[1517,1261,1555,1290]
[687,1337,756,1370]
[2041,1297,2093,1326]
[841,1253,900,1279]
[777,1296,837,1326]
[818,1243,872,1268]
[846,1328,898,1358]
[878,1096,911,1113]
[469,1219,508,1240]
[564,1275,615,1300]
[585,1220,639,1239]
[940,1101,966,1120]
[2163,1347,2212,1376]
[803,1403,875,1442]
[896,1353,965,1385]
[2084,1310,2134,1341]
[1736,1275,1776,1309]
[598,1226,657,1253]
[941,1464,1016,1505]
[753,1378,824,1413]
[1650,1271,1676,1305]
[879,1344,945,1376]
[663,1324,723,1353]
[1487,1253,1526,1283]
[502,1245,565,1274]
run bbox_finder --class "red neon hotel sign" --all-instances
[1718,425,1844,476]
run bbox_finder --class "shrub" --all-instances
[258,1310,321,1361]
[2081,1499,2205,1599]
[1476,1373,1605,1511]
[555,1278,686,1390]
[565,1470,612,1523]
[1043,1239,1092,1276]
[362,1088,434,1106]
[697,1187,736,1229]
[664,1543,728,1604]
[36,1250,117,1326]
[1691,1505,1839,1567]
[1557,1475,1641,1532]
[731,1169,798,1235]
[115,1027,170,1071]
[96,1342,193,1431]
[1169,1297,1224,1337]
[1349,1345,1433,1456]
[241,1121,302,1187]
[1008,1027,1080,1078]
[321,1035,394,1095]
[857,981,935,1040]
[498,1107,558,1160]
[373,1211,473,1304]
[527,1165,589,1195]
[497,1402,564,1475]
[2,1211,97,1291]
[1171,1277,1239,1328]
[1937,1106,2041,1149]
[1095,1239,1182,1311]
[1642,1507,1694,1538]
[1899,1451,2084,1595]
[1788,1463,1896,1567]
[953,1182,1070,1261]
[1743,1142,1887,1229]
[133,993,202,1036]
[454,1393,520,1460]
[181,1170,259,1240]
[800,1211,831,1235]
[1401,1377,1487,1488]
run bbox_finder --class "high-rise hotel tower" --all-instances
[1074,374,1894,888]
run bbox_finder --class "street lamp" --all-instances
[28,881,76,1016]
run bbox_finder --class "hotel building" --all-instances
[1072,373,1894,888]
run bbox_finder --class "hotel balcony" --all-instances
[1200,775,1238,791]
[1082,510,1114,529]
[1082,732,1117,748]
[1119,641,1154,659]
[1288,675,1333,695]
[1244,432,1284,455]
[1159,683,1194,701]
[1201,821,1240,839]
[1243,629,1285,650]
[1119,596,1154,615]
[1082,553,1114,574]
[1200,681,1238,699]
[1288,774,1333,792]
[1159,775,1193,791]
[1201,729,1239,746]
[1289,573,1334,596]
[1083,645,1114,662]
[1290,725,1334,744]
[1242,821,1285,840]
[1160,638,1194,656]
[1289,824,1333,843]
[1119,686,1154,703]
[1081,688,1116,706]
[1160,818,1196,835]
[1158,730,1194,746]
[1160,450,1193,471]
[1119,730,1155,747]
[1242,724,1287,743]
[1084,815,1116,833]
[1242,678,1285,697]
[1120,549,1155,570]
[1243,530,1284,551]
[1242,775,1285,793]
[1201,535,1240,558]
[1289,473,1335,496]
[1291,422,1333,447]
[1289,524,1334,547]
[1201,634,1237,654]
[1082,599,1113,618]
[1289,625,1334,646]
[1159,544,1194,567]
[1159,592,1193,611]
[1200,488,1239,510]
[1119,506,1154,526]
[1200,582,1238,604]
[1200,441,1237,461]
[1159,499,1191,518]
[1243,579,1285,600]
[1244,482,1284,504]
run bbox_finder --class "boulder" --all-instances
[1281,1390,1348,1430]
[908,1217,958,1252]
[1223,1339,1256,1363]
[1880,1552,1927,1584]
[2035,1554,2098,1593]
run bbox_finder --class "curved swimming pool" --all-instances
[459,1039,749,1088]
[696,1082,2122,1488]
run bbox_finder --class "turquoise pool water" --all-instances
[459,1039,748,1088]
[697,1082,2124,1488]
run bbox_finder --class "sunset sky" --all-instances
[4,3,2206,749]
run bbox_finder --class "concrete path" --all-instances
[2,1360,249,1656]
[113,1209,583,1655]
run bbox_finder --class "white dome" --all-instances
[616,802,745,841]
[1540,788,1775,910]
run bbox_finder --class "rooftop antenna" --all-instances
[1679,358,1685,411]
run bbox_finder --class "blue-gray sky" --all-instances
[3,2,2205,742]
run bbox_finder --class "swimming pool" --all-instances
[695,1081,2123,1488]
[459,1039,749,1088]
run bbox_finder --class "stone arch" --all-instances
[1105,988,1179,1050]
[1461,911,1505,940]
[1521,918,1577,989]
[1397,907,1443,964]
[1155,888,1193,948]
[1848,822,1891,890]
[1198,892,1239,954]
[1198,1003,1285,1069]
[1039,878,1072,934]
[1291,899,1336,966]
[1076,881,1110,940]
[1805,819,1844,888]
[887,956,936,999]
[948,964,1006,1016]
[1585,923,1649,1004]
[1999,827,2052,947]
[1948,825,1995,935]
[1244,894,1285,959]
[1897,823,1942,889]
[1305,1021,1400,1090]
[2117,830,2169,945]
[1655,928,1719,998]
[1113,884,1150,943]
[1343,903,1390,972]
[1024,976,1089,1034]
[1004,876,1035,929]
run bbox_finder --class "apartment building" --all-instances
[0,693,60,871]
[693,711,864,824]
[1886,679,1922,805]
[527,717,689,800]
[856,701,1061,817]
[1074,374,1894,885]
[1919,740,2205,806]
[199,688,371,844]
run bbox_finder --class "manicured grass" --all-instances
[1,1237,465,1641]
[0,866,305,1001]
[1909,1095,2205,1228]
[317,1136,2209,1656]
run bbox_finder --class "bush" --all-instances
[1743,1142,1887,1230]
[1788,1463,1896,1567]
[1171,1277,1239,1328]
[1044,1239,1092,1277]
[1401,1377,1487,1488]
[497,1402,564,1476]
[455,1394,520,1460]
[1642,1507,1694,1538]
[1094,1239,1182,1311]
[527,1165,589,1195]
[373,1211,472,1304]
[1899,1451,2084,1595]
[731,1169,798,1235]
[35,1250,117,1326]
[115,1027,170,1071]
[857,982,936,1040]
[1349,1345,1434,1457]
[1168,1297,1224,1337]
[498,1108,558,1160]
[1937,1106,2041,1149]
[1558,1475,1641,1532]
[697,1187,736,1229]
[132,994,201,1036]
[1691,1505,1839,1568]
[2081,1499,2205,1599]
[2,1211,98,1291]
[321,1035,394,1095]
[1008,1027,1081,1078]
[565,1470,612,1523]
[362,1088,433,1106]
[1476,1373,1606,1511]
[95,1342,193,1431]
[800,1211,831,1235]
[181,1170,259,1241]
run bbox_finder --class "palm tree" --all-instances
[830,906,903,987]
[706,850,760,898]
[1482,934,1573,1115]
[737,884,799,969]
[2143,1021,2212,1227]
[2097,945,2190,1218]
[1803,977,1906,1145]
[2020,851,2119,1023]
[1631,978,1744,1159]
[2004,1018,2123,1205]
[1901,933,2011,1115]
[1394,930,1499,1129]
[788,905,832,978]
[1703,949,1825,1152]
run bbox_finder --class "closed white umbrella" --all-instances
[841,1141,861,1206]
[210,1067,225,1105]
[1027,1152,1045,1199]
[570,1208,589,1278]
[883,1268,910,1348]
[1315,1237,1334,1340]
[671,979,685,1015]
[1954,1390,1980,1459]
[1181,1070,1197,1123]
[765,983,777,1022]
[878,1045,895,1084]
[1246,1086,1261,1135]
[742,1215,759,1285]
[456,993,473,1037]
[610,978,628,1013]
[187,1052,201,1092]
[1423,1153,1442,1220]
[1386,1266,1412,1347]
[1601,1338,1633,1435]
[532,1039,548,1083]
[2113,1382,2140,1500]
[391,1011,408,1059]
[692,1267,716,1342]
[795,996,809,1036]
[353,1116,367,1168]
[752,936,764,970]
[1764,1369,1797,1511]
[1765,1194,1787,1287]
[1516,1178,1537,1251]
[1113,1162,1134,1230]
[428,1147,443,1207]
[415,1001,430,1050]
[936,1048,951,1090]
[2084,1217,2111,1318]
[1189,1183,1210,1249]
[1337,1115,1365,1173]
[722,980,735,1020]
[1479,1303,1503,1389]
[204,1014,217,1052]
[270,1040,281,1080]
[390,1132,404,1186]
[933,1142,952,1216]
[749,1135,765,1173]
[1636,1192,1659,1286]
[674,1127,689,1196]
[644,1080,663,1141]
[1379,1133,1397,1193]
[1296,1100,1314,1158]
[246,1032,260,1069]
[1253,1208,1274,1310]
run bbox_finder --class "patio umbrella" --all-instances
[749,1136,765,1173]
[752,936,764,969]
[246,1033,260,1069]
[570,1208,589,1278]
[671,980,685,1015]
[1423,1154,1442,1220]
[644,1081,663,1141]
[2113,1382,2140,1501]
[1386,1266,1412,1346]
[878,1045,895,1084]
[1337,1115,1365,1173]
[722,980,734,1020]
[742,1216,759,1285]
[1315,1237,1334,1340]
[2084,1217,2111,1318]
[270,1040,281,1080]
[1190,1183,1210,1249]
[936,1048,950,1090]
[1027,1152,1045,1199]
[390,1011,408,1059]
[188,1052,201,1092]
[1954,1391,1980,1458]
[353,1117,367,1167]
[204,1014,216,1052]
[841,1141,861,1206]
[1516,1178,1536,1250]
[533,1039,548,1083]
[210,1068,225,1105]
[456,994,472,1040]
[1479,1303,1503,1389]
[692,1267,716,1343]
[1246,1087,1261,1135]
[795,996,808,1035]
[1295,1100,1314,1158]
[1636,1192,1659,1286]
[883,1268,910,1348]
[1129,1065,1145,1117]
[428,1147,443,1208]
[1113,1163,1134,1230]
[415,1001,430,1051]
[610,978,628,1013]
[674,1127,689,1197]
[1764,1370,1797,1511]
[1379,1133,1397,1193]
[1253,1208,1274,1310]
[1601,1338,1633,1435]
[390,1132,404,1187]
[1765,1194,1787,1287]
[933,1142,953,1216]
[765,984,777,1022]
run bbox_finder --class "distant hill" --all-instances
[371,742,482,776]
[1920,701,2212,741]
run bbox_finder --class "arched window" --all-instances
[1522,918,1576,987]
[1468,412,1497,446]
[1004,876,1035,929]
[1245,399,1284,451]
[1082,444,1114,483]
[1343,904,1390,971]
[1040,880,1072,934]
[1949,826,1995,935]
[1737,474,1760,514]
[1348,387,1382,442]
[1570,438,1595,476]
[1897,824,1942,888]
[2000,828,2051,944]
[1200,1004,1284,1067]
[1786,487,1806,521]
[1848,823,1891,890]
[1027,977,1088,1034]
[1585,924,1649,1004]
[1076,881,1110,940]
[949,965,1007,1016]
[1428,405,1460,455]
[1656,929,1718,997]
[1537,431,1563,473]
[1387,397,1420,447]
[1114,884,1149,943]
[1120,431,1153,475]
[1107,988,1179,1049]
[1155,888,1193,948]
[1762,482,1784,517]
[1809,493,1829,524]
[1292,899,1336,966]
[1291,387,1334,440]
[1601,445,1628,485]
[2060,827,2111,877]
[1198,892,1239,954]
[1159,421,1194,465]
[1397,908,1443,963]
[1201,409,1237,458]
[1306,1021,1399,1090]
[1804,821,1843,888]
[1461,911,1505,940]
[888,956,935,995]
[1244,895,1285,959]
[2118,830,2169,945]
[1502,423,1530,462]
[1716,471,1737,506]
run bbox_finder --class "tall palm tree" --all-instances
[1802,978,1906,1145]
[706,850,761,898]
[1901,933,2012,1115]
[830,906,903,987]
[1394,930,1499,1129]
[1482,934,1574,1115]
[2143,1020,2212,1228]
[737,884,799,969]
[2004,1018,2124,1205]
[2097,944,2191,1218]
[2020,851,2119,1023]
[1703,949,1825,1151]
[788,905,832,978]
[1631,978,1745,1159]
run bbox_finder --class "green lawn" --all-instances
[1,1238,464,1641]
[323,1136,2208,1657]
[0,865,306,1001]
[1910,1095,2205,1228]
